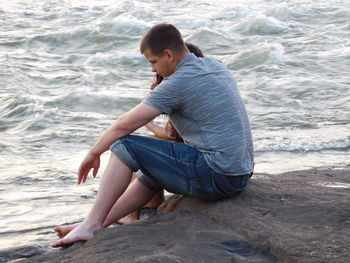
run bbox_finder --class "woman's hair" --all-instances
[150,43,204,142]
[151,42,204,90]
[185,42,204,58]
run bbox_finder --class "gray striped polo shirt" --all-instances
[144,53,254,176]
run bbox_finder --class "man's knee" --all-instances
[110,136,139,172]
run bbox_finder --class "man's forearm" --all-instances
[89,119,130,156]
[87,103,162,156]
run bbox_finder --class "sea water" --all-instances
[0,0,349,251]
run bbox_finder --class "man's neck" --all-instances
[173,49,190,67]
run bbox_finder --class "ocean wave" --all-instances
[0,95,40,122]
[84,52,144,68]
[0,89,143,139]
[225,42,284,70]
[331,9,350,21]
[26,27,124,54]
[97,13,149,37]
[235,14,287,35]
[0,94,59,133]
[44,90,141,115]
[255,133,350,153]
[0,142,6,153]
[214,6,247,21]
[264,3,316,20]
[23,10,144,54]
[186,27,235,55]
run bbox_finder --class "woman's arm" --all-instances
[145,121,169,140]
[145,120,183,142]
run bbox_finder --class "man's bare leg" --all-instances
[52,153,134,247]
[53,180,159,237]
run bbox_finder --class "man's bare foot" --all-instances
[117,210,140,225]
[52,222,101,248]
[54,223,80,238]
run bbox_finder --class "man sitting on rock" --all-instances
[52,23,254,248]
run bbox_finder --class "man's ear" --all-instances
[163,49,174,61]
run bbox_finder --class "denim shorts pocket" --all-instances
[213,174,249,197]
[188,171,224,201]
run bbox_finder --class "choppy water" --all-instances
[1,0,349,251]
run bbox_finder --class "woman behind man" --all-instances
[53,42,204,238]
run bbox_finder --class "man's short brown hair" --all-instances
[140,24,187,56]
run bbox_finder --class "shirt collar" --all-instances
[163,53,196,81]
[176,53,196,71]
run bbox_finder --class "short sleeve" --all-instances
[143,80,181,115]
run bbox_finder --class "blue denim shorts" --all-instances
[110,135,250,201]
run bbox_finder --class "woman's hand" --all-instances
[165,121,183,142]
[77,152,100,184]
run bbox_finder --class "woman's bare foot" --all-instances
[52,221,101,248]
[144,191,164,208]
[117,210,140,225]
[54,223,80,238]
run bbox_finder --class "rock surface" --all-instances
[0,246,45,263]
[14,169,350,263]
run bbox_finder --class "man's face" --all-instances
[143,49,174,78]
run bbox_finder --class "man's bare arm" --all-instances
[90,103,161,155]
[77,103,161,184]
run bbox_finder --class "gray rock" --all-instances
[16,168,350,263]
[0,246,45,263]
[176,169,350,263]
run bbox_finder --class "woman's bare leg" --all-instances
[117,173,141,224]
[52,153,134,247]
[103,178,155,227]
[54,223,80,238]
[144,191,164,208]
[118,179,164,224]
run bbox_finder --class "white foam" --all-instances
[255,126,350,153]
[309,181,350,189]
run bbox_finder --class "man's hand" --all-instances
[75,103,161,185]
[77,152,100,184]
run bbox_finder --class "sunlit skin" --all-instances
[53,126,170,238]
[54,223,79,238]
[54,191,165,239]
[54,185,164,238]
[51,47,189,248]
